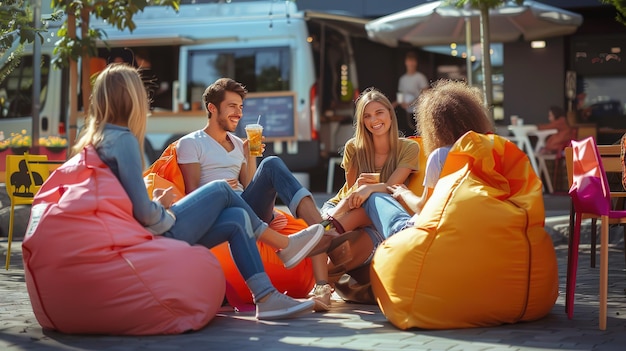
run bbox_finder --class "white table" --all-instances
[508,125,558,192]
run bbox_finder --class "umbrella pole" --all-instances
[465,17,472,86]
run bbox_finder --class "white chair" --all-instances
[326,124,354,194]
[326,157,342,194]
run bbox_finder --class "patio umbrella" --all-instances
[365,0,583,111]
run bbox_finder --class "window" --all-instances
[186,47,290,104]
[0,55,50,118]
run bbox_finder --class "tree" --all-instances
[50,0,180,145]
[451,0,523,121]
[603,0,626,25]
[0,0,58,84]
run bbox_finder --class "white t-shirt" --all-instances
[398,72,429,113]
[407,145,451,224]
[176,130,246,191]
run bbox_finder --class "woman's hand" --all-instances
[356,173,380,187]
[153,187,177,209]
[346,185,372,209]
[387,184,420,215]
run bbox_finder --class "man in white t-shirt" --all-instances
[176,78,340,312]
[393,51,429,136]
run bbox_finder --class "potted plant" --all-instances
[39,135,68,153]
[8,130,31,155]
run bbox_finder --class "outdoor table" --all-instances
[508,124,557,175]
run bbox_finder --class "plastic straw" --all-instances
[256,115,261,125]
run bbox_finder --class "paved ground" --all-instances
[1,194,625,351]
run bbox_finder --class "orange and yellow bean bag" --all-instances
[371,131,559,330]
[22,146,225,335]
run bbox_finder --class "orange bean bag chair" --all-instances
[211,209,315,309]
[371,131,559,330]
[22,146,225,335]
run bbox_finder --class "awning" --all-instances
[303,10,369,37]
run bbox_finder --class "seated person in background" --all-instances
[538,106,574,154]
[176,78,340,312]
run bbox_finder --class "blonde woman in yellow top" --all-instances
[313,88,420,281]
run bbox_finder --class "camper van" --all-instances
[0,1,366,173]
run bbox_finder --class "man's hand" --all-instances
[153,187,177,209]
[243,137,266,158]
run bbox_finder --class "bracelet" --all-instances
[321,215,345,234]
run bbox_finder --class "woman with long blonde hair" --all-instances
[321,87,420,225]
[313,87,420,285]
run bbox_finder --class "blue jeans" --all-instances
[241,156,311,222]
[164,180,273,299]
[362,193,412,239]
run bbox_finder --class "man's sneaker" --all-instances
[256,291,315,320]
[277,224,324,269]
[311,284,333,312]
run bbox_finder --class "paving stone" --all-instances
[1,193,625,350]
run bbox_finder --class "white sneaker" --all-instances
[256,291,315,320]
[277,223,324,269]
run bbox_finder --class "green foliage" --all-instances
[51,0,180,68]
[1,1,61,84]
[448,0,524,9]
[602,0,626,25]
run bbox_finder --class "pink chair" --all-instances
[566,136,623,330]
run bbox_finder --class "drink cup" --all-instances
[245,124,263,157]
[361,172,380,183]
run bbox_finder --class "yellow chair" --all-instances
[4,153,50,269]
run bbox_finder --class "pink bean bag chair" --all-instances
[22,146,225,335]
[371,131,559,330]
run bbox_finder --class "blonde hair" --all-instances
[72,64,149,164]
[351,87,400,182]
[416,79,494,154]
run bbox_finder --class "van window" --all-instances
[186,47,290,103]
[0,55,50,119]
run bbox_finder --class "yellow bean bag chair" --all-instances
[371,131,559,330]
[22,146,225,335]
[405,136,428,196]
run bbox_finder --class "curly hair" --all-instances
[416,79,494,154]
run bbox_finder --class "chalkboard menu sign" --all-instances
[234,92,297,141]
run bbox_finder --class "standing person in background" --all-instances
[537,106,574,154]
[392,51,429,136]
[74,64,322,320]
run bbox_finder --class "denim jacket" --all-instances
[96,124,175,235]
